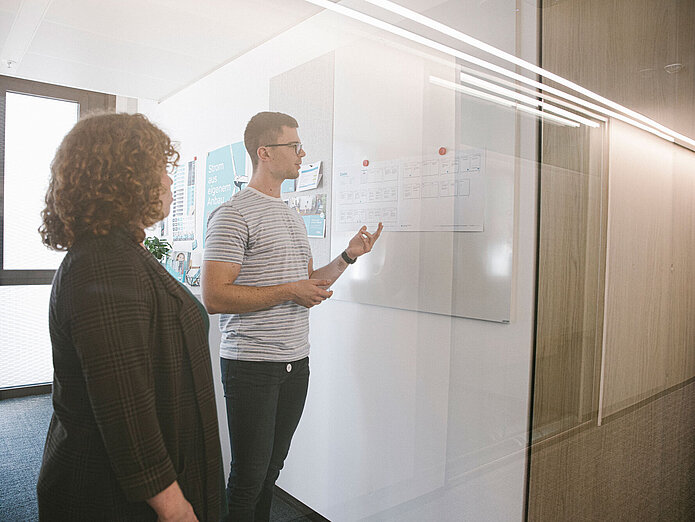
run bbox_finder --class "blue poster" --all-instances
[302,215,326,238]
[204,141,249,246]
[204,145,234,246]
[231,141,247,180]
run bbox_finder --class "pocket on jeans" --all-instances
[220,358,230,381]
[296,358,310,377]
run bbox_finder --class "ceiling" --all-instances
[0,0,528,102]
[3,0,690,143]
[0,0,323,101]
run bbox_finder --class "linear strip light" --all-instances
[363,0,694,149]
[303,0,562,105]
[305,0,680,146]
[465,63,677,142]
[461,65,675,142]
[429,76,579,128]
[459,65,608,123]
[459,72,600,128]
[515,104,580,127]
[538,101,599,128]
[430,76,512,107]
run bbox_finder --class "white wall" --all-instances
[141,4,538,520]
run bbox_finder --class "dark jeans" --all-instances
[221,357,309,522]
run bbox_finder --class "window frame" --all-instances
[0,75,115,286]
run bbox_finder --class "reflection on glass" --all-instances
[531,123,604,442]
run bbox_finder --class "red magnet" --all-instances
[363,159,369,167]
[438,147,447,156]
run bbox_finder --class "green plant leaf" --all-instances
[144,236,172,260]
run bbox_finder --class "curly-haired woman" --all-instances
[36,112,225,521]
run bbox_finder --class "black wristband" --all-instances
[341,250,356,264]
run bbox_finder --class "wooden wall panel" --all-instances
[533,123,604,436]
[530,0,695,518]
[667,146,695,386]
[528,381,695,521]
[602,120,675,416]
[600,119,695,419]
[541,0,695,140]
[536,0,695,425]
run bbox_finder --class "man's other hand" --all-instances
[291,279,333,308]
[346,222,383,259]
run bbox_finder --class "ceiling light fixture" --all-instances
[664,63,683,74]
[457,69,673,141]
[429,76,580,128]
[363,0,693,148]
[459,65,608,123]
[305,0,688,148]
[458,72,600,128]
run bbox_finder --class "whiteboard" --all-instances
[270,41,514,322]
[329,150,514,322]
[327,41,514,322]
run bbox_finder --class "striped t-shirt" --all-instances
[204,187,312,362]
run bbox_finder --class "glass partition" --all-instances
[527,0,695,520]
[149,1,540,519]
[141,1,694,520]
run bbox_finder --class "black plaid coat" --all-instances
[37,229,224,521]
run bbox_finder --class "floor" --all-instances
[0,393,316,521]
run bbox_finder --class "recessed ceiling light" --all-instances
[664,63,683,74]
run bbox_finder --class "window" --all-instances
[3,92,79,270]
[0,76,114,390]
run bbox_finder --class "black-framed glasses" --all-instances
[264,142,303,155]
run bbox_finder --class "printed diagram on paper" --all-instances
[334,150,485,232]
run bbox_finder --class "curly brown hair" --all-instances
[40,112,179,250]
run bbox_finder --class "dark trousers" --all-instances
[221,357,309,522]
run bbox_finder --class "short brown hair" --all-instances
[39,112,179,250]
[244,111,298,171]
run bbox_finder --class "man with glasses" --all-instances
[202,111,382,521]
